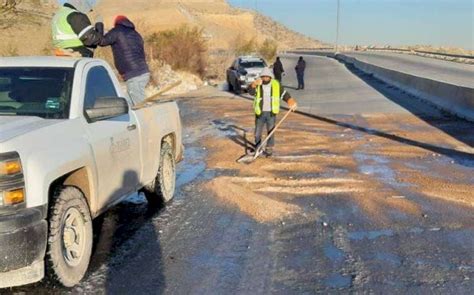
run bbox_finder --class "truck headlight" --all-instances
[0,152,25,207]
[239,75,246,81]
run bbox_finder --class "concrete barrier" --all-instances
[285,50,336,58]
[336,54,474,121]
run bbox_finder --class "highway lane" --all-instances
[281,53,474,147]
[280,54,446,116]
[279,53,470,124]
[340,51,474,88]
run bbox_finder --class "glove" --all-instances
[95,22,104,34]
[251,78,262,88]
[287,98,297,111]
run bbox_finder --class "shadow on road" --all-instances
[341,61,474,149]
[294,109,474,168]
[212,119,255,154]
[232,91,474,168]
[90,170,166,294]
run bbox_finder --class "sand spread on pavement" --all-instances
[182,90,473,224]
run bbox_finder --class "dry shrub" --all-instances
[147,25,208,78]
[206,50,234,81]
[258,38,278,62]
[230,33,257,56]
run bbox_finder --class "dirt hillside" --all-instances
[0,0,323,56]
[96,0,323,49]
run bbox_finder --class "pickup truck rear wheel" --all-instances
[227,77,234,92]
[46,186,93,287]
[144,142,176,207]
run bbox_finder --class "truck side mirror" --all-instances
[85,96,129,123]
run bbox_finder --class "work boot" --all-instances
[265,147,273,157]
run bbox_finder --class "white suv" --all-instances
[226,56,267,94]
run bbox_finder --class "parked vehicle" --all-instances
[0,57,183,288]
[226,56,267,94]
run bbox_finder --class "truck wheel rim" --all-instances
[62,207,86,267]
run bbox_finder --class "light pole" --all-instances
[336,0,340,53]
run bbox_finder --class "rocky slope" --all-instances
[0,0,323,56]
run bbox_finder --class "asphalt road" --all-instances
[279,54,446,116]
[339,51,474,88]
[6,55,474,294]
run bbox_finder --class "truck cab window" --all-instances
[0,68,74,119]
[84,66,118,110]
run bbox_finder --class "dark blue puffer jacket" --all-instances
[100,18,149,81]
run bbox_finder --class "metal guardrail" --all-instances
[294,47,334,51]
[291,47,474,60]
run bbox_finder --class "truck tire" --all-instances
[144,142,176,207]
[46,186,93,287]
[227,77,234,92]
[234,81,242,95]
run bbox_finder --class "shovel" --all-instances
[237,107,294,164]
[132,80,182,110]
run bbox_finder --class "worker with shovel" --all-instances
[248,67,297,157]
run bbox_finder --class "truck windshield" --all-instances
[0,67,74,119]
[240,61,266,68]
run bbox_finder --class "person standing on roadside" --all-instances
[99,15,150,105]
[52,0,104,57]
[272,56,285,83]
[295,56,306,90]
[248,68,297,157]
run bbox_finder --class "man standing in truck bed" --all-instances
[99,15,150,105]
[52,0,104,57]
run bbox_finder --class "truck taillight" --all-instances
[0,152,25,207]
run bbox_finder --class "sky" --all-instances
[228,0,474,49]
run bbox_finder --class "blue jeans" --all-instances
[297,72,305,89]
[255,112,276,148]
[126,73,150,105]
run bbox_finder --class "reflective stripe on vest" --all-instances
[52,7,84,49]
[254,80,281,115]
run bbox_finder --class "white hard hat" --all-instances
[260,67,274,79]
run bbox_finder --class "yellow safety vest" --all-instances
[52,6,84,49]
[254,79,281,115]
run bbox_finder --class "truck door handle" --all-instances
[127,124,137,131]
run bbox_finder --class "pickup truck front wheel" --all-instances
[46,186,93,287]
[144,142,176,207]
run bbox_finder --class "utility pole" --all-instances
[336,0,341,53]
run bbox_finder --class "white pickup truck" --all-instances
[0,57,183,288]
